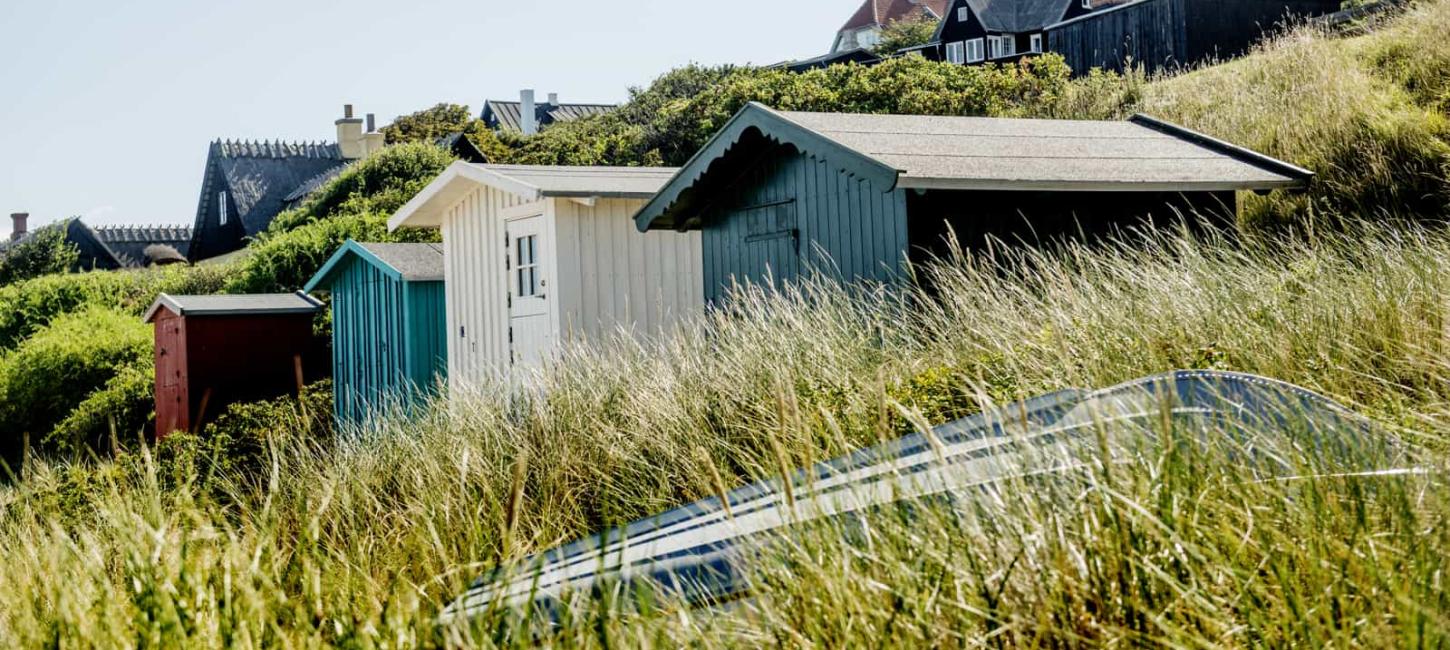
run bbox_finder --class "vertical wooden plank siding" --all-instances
[550,198,705,344]
[699,146,908,305]
[441,186,523,388]
[1046,0,1187,75]
[330,255,448,425]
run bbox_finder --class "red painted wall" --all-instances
[153,308,324,438]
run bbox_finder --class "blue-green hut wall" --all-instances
[699,143,909,305]
[402,280,448,392]
[330,258,447,425]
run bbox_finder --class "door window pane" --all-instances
[516,235,540,297]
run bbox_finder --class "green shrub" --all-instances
[196,380,333,475]
[265,143,455,235]
[46,361,155,456]
[0,221,79,287]
[0,307,152,459]
[0,264,227,350]
[225,212,440,294]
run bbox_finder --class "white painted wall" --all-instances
[440,191,703,388]
[551,198,704,344]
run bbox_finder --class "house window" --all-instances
[515,234,540,297]
[957,6,970,22]
[990,34,1017,59]
[218,191,228,225]
[966,38,985,63]
[1082,0,1092,8]
[1030,34,1043,53]
[946,41,965,64]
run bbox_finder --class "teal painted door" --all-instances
[740,199,800,290]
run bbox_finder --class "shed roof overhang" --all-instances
[389,162,678,232]
[142,291,323,323]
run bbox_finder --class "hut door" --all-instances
[506,214,553,368]
[741,199,800,289]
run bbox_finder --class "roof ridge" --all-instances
[211,138,342,160]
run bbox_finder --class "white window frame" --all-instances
[515,234,540,298]
[945,41,965,64]
[218,191,228,225]
[1082,0,1092,8]
[1030,33,1043,53]
[957,6,970,22]
[990,34,1017,59]
[965,38,985,63]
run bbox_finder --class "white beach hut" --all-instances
[388,163,702,383]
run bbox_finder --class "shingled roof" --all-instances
[304,241,445,292]
[192,139,347,241]
[635,103,1315,231]
[480,100,616,133]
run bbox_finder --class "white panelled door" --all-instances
[506,214,553,368]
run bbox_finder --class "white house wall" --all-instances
[550,198,704,344]
[441,186,531,384]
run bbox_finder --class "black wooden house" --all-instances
[926,0,1343,75]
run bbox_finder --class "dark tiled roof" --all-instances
[480,100,616,133]
[94,224,193,266]
[966,0,1075,31]
[436,132,490,163]
[195,139,348,239]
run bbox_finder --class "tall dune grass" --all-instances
[2,222,1449,646]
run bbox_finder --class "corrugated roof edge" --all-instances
[1128,114,1316,191]
[142,291,323,323]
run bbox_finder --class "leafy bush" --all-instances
[226,212,440,294]
[0,307,152,459]
[0,221,79,287]
[266,142,455,235]
[872,14,939,56]
[46,361,154,455]
[0,264,227,350]
[195,380,333,476]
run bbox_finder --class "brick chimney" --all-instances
[10,212,28,241]
[336,104,366,159]
[520,89,538,136]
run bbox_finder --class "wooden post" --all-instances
[293,354,308,420]
[108,415,120,457]
[20,431,30,481]
[192,387,213,435]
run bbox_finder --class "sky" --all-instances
[0,0,848,238]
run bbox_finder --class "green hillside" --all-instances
[0,2,1448,646]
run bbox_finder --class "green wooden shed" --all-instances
[635,103,1315,305]
[305,240,447,425]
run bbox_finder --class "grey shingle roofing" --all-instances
[775,109,1311,190]
[142,291,323,323]
[480,100,616,133]
[355,242,444,281]
[282,165,350,207]
[635,103,1314,230]
[965,0,1074,31]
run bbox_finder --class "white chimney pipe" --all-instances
[547,92,559,105]
[520,89,538,136]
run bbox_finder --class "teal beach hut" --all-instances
[305,240,448,424]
